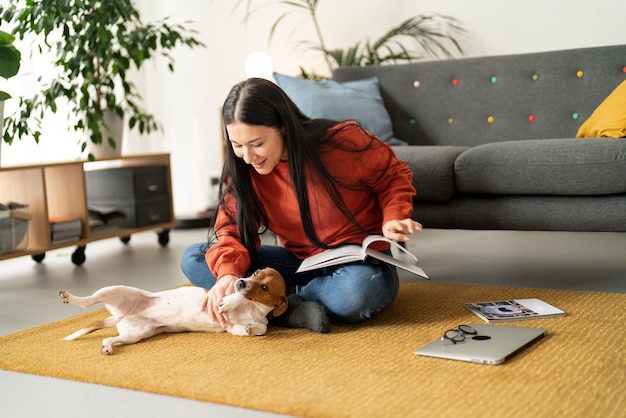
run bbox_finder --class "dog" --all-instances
[59,267,288,354]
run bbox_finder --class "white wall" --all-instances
[2,0,625,217]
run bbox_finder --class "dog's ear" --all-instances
[272,294,288,317]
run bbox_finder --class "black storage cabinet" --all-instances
[85,165,171,228]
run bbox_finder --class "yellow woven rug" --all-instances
[1,281,624,417]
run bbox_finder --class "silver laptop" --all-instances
[413,324,547,365]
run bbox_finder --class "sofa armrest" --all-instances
[393,145,468,202]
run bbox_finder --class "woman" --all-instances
[181,78,421,332]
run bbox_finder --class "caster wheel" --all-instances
[31,253,46,263]
[71,246,86,266]
[120,236,131,244]
[158,229,170,247]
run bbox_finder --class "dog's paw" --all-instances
[218,294,239,314]
[59,290,69,304]
[217,301,229,314]
[245,323,267,336]
[101,339,114,355]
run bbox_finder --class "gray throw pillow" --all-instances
[273,73,407,145]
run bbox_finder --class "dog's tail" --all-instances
[62,316,116,340]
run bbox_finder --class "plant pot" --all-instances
[84,109,124,159]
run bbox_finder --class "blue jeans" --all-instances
[180,242,399,323]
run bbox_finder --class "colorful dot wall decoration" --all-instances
[451,78,459,86]
[487,116,495,124]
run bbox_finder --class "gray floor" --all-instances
[1,228,625,417]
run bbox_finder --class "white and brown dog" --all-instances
[59,267,288,354]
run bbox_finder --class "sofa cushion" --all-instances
[273,73,407,145]
[455,138,626,195]
[392,145,468,202]
[576,79,626,138]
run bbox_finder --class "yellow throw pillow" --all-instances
[577,79,626,138]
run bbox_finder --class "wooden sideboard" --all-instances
[0,154,175,265]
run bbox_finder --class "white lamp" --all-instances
[245,52,274,80]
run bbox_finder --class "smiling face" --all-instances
[226,122,287,175]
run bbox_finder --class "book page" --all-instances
[364,248,428,279]
[362,235,417,262]
[296,244,366,272]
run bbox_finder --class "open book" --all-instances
[296,235,429,279]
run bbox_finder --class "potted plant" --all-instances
[236,0,465,79]
[0,0,204,160]
[0,27,21,162]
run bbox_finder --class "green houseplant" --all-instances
[0,29,21,101]
[0,27,21,156]
[237,0,465,79]
[0,0,203,160]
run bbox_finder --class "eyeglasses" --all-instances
[442,324,478,344]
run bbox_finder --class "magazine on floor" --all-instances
[465,298,565,322]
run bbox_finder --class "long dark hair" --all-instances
[214,77,381,266]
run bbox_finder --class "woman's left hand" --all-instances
[382,218,422,242]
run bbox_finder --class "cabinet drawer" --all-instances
[86,166,168,201]
[133,167,168,199]
[133,198,171,227]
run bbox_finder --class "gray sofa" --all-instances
[332,45,626,232]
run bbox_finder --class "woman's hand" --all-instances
[382,218,422,242]
[200,274,237,327]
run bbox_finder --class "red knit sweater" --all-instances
[206,122,416,279]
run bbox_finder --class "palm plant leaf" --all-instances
[370,14,465,61]
[236,2,467,77]
[322,44,362,67]
[236,0,319,46]
[321,14,465,70]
